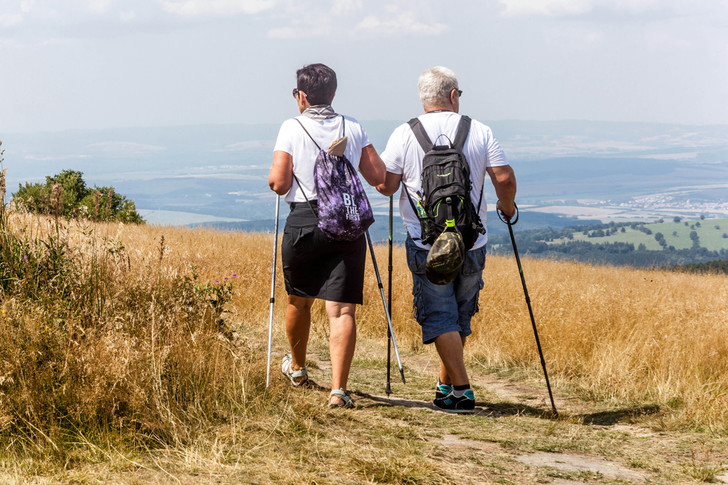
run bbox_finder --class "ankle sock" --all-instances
[452,384,471,398]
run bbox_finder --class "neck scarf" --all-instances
[302,105,337,120]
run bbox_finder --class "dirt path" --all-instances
[8,336,726,484]
[299,343,728,484]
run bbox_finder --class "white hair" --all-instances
[417,66,459,108]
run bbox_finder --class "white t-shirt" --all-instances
[380,111,508,250]
[273,115,372,204]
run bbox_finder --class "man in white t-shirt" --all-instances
[377,66,517,413]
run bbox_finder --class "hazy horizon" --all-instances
[3,119,727,229]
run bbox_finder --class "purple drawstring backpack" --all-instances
[292,116,374,241]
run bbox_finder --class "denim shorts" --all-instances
[405,236,486,344]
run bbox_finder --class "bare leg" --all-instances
[435,332,469,387]
[326,300,357,405]
[286,295,315,380]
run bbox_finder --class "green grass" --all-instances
[555,217,728,251]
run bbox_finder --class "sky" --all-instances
[1,0,728,133]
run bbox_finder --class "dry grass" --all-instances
[103,217,727,431]
[471,257,728,430]
[361,239,728,430]
[1,209,728,482]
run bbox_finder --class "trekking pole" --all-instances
[386,195,393,395]
[265,195,281,388]
[498,204,558,417]
[365,230,406,385]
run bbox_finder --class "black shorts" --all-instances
[281,202,366,304]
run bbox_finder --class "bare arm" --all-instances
[268,150,293,195]
[486,164,517,218]
[358,144,386,187]
[376,171,402,197]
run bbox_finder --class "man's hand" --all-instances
[496,200,516,220]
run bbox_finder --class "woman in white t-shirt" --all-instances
[268,63,385,408]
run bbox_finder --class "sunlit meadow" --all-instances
[1,193,727,480]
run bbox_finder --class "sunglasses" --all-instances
[455,89,463,97]
[292,88,302,98]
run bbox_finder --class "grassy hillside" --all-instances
[487,216,728,269]
[1,210,727,483]
[559,217,728,251]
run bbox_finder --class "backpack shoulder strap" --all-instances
[453,115,471,151]
[452,115,484,214]
[401,181,424,241]
[294,118,322,151]
[407,118,433,152]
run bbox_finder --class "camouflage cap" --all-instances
[425,229,465,285]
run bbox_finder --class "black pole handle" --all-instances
[497,202,519,226]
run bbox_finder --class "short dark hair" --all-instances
[296,63,337,106]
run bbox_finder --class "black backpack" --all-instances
[405,115,485,250]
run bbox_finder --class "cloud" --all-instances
[119,10,136,21]
[20,0,34,13]
[265,1,449,39]
[0,13,23,27]
[497,0,693,18]
[87,0,113,14]
[355,13,448,36]
[158,0,277,17]
[268,25,327,40]
[498,0,590,17]
[330,0,362,16]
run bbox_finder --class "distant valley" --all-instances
[4,120,727,244]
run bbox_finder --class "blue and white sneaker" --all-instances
[435,380,452,401]
[433,388,475,413]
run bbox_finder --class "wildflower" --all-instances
[232,274,237,278]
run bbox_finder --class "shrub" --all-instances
[0,211,238,452]
[13,169,143,223]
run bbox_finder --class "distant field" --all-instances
[555,217,728,251]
